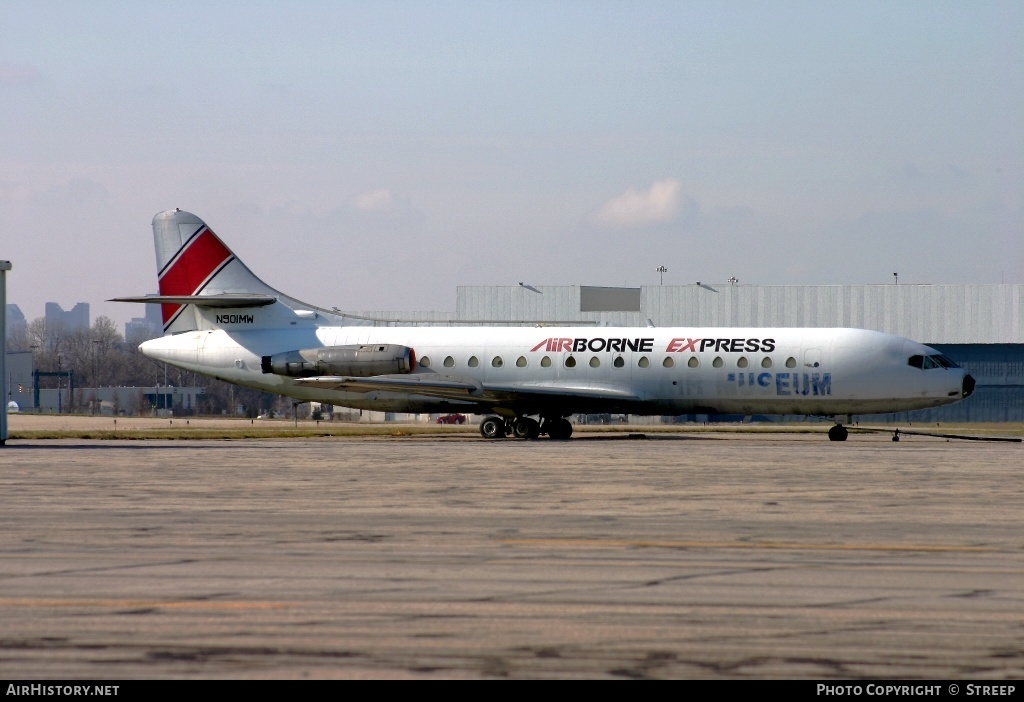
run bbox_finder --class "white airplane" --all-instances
[114,209,975,441]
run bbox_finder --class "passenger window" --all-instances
[761,357,773,369]
[687,357,699,368]
[540,356,552,368]
[737,357,748,368]
[565,356,577,368]
[516,356,527,368]
[590,356,600,368]
[468,356,479,368]
[443,356,455,368]
[785,357,796,368]
[419,356,430,368]
[638,356,650,368]
[613,356,624,368]
[712,357,723,368]
[663,357,674,368]
[492,356,503,368]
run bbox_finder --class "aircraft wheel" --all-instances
[547,418,573,440]
[480,416,506,439]
[827,425,848,442]
[513,417,540,439]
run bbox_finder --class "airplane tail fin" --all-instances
[151,209,283,333]
[113,209,378,334]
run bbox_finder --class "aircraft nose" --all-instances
[962,373,976,398]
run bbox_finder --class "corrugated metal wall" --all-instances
[641,284,1023,343]
[455,285,590,325]
[448,283,1024,343]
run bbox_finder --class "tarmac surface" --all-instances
[1,425,1023,679]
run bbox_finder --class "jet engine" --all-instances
[261,344,415,377]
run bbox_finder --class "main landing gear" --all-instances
[479,415,573,440]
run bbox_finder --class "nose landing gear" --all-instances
[827,424,848,442]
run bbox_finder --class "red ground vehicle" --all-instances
[436,413,467,424]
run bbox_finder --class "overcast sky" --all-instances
[2,1,1022,329]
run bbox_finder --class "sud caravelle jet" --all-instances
[113,209,976,441]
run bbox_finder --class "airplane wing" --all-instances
[109,293,277,307]
[293,374,643,407]
[477,380,643,403]
[294,373,486,402]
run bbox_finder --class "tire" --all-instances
[513,417,540,439]
[827,425,848,442]
[480,416,505,439]
[547,418,573,440]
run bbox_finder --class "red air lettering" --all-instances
[531,338,574,352]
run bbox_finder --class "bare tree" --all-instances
[18,312,282,417]
[26,318,69,391]
[5,319,29,352]
[127,390,145,417]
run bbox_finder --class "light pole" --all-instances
[92,339,100,414]
[654,266,668,285]
[1,260,10,445]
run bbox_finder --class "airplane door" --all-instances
[193,330,209,367]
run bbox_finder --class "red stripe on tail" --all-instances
[157,228,233,325]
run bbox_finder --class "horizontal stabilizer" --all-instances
[110,293,277,308]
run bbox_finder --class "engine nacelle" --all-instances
[261,344,415,377]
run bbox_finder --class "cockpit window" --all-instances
[909,354,960,370]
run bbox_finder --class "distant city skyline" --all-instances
[6,300,159,342]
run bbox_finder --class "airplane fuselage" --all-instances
[141,325,969,417]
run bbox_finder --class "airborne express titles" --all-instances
[530,337,777,353]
